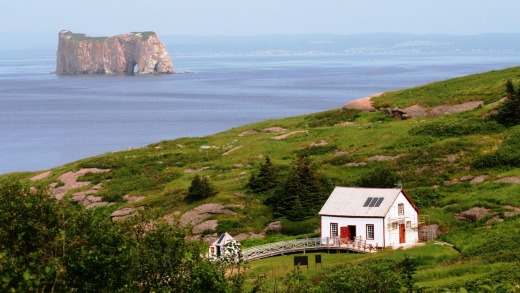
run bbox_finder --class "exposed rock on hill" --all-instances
[56,30,174,75]
[342,95,378,112]
[387,101,484,119]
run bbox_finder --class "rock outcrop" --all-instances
[56,30,174,75]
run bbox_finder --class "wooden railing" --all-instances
[242,237,376,261]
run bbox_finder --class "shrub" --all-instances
[409,119,504,137]
[385,136,437,150]
[186,175,218,201]
[0,180,233,292]
[357,165,399,188]
[281,218,319,236]
[409,187,444,208]
[473,129,520,169]
[300,108,359,128]
[216,220,241,235]
[369,111,395,123]
[326,154,359,166]
[314,259,402,293]
[295,144,336,156]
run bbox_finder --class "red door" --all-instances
[399,224,406,243]
[340,226,350,242]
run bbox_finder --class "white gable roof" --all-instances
[318,187,404,217]
[211,232,236,246]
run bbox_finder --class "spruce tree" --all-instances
[246,157,278,193]
[187,175,218,201]
[272,154,327,221]
[495,80,520,126]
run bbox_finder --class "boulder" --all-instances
[111,207,144,221]
[454,207,492,222]
[264,221,282,233]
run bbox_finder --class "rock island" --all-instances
[56,30,174,75]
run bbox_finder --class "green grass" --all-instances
[63,31,157,42]
[373,66,520,108]
[131,31,156,41]
[244,243,460,291]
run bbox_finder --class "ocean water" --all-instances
[1,52,519,174]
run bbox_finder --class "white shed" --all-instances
[209,232,240,259]
[319,187,419,248]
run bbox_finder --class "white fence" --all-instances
[242,237,376,261]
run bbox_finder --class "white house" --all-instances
[208,232,240,259]
[319,187,419,248]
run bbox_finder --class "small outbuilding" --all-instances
[319,187,419,248]
[208,232,240,259]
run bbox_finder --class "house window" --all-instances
[406,221,411,228]
[330,223,338,237]
[366,224,374,240]
[392,222,398,230]
[398,203,404,216]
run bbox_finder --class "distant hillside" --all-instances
[4,32,520,58]
[3,66,520,289]
[164,33,520,56]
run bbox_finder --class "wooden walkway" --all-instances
[242,237,377,261]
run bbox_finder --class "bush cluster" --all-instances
[409,119,504,137]
[473,128,520,169]
[0,181,235,292]
[299,108,359,128]
[295,144,336,156]
[357,165,399,188]
[186,174,218,201]
[409,187,444,208]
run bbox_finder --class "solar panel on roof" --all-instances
[374,197,384,207]
[368,197,379,207]
[363,197,373,207]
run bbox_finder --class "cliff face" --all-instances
[56,30,174,75]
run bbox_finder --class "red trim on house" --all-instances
[401,189,420,215]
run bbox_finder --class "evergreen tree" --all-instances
[186,175,218,201]
[495,80,520,126]
[271,154,327,221]
[246,157,278,193]
[505,80,515,97]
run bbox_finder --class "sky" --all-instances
[1,0,519,37]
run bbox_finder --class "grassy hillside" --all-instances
[3,66,520,290]
[373,66,520,108]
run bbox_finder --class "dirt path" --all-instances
[271,130,308,140]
